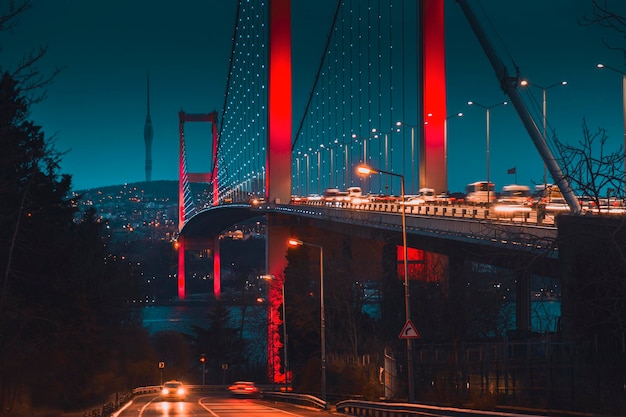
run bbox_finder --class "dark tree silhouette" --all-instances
[0,4,145,411]
[581,0,626,62]
[553,119,624,204]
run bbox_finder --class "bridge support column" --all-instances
[213,236,221,300]
[516,272,531,333]
[420,0,447,194]
[176,236,215,300]
[267,0,292,204]
[266,215,293,384]
[177,238,186,300]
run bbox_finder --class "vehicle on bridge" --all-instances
[369,194,400,203]
[417,187,436,202]
[401,195,426,205]
[466,181,496,204]
[535,184,569,212]
[435,192,456,204]
[497,184,532,205]
[493,185,533,217]
[347,186,362,197]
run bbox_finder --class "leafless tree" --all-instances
[580,0,626,63]
[0,0,62,104]
[552,119,624,206]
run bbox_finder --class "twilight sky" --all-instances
[5,0,626,193]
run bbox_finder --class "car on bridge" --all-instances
[417,187,436,202]
[436,192,456,204]
[497,184,532,205]
[401,196,426,205]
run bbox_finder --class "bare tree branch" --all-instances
[553,119,624,207]
[10,45,62,104]
[0,0,31,33]
[580,0,626,63]
[0,0,63,104]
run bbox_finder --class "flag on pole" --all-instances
[507,167,516,175]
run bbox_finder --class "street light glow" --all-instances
[596,62,626,191]
[356,165,376,176]
[519,78,568,186]
[355,163,414,401]
[286,238,326,405]
[467,100,508,206]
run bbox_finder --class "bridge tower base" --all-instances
[175,236,216,300]
[265,215,294,385]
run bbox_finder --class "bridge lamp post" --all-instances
[445,112,464,190]
[520,79,567,188]
[260,274,289,387]
[287,239,326,405]
[597,63,626,192]
[467,100,508,206]
[304,153,310,196]
[356,165,414,402]
[343,141,350,189]
[371,125,402,194]
[317,146,323,194]
[352,132,375,191]
[396,122,418,194]
[295,155,301,197]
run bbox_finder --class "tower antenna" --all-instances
[144,72,154,182]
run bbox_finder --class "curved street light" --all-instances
[597,63,626,191]
[468,100,508,206]
[287,239,326,405]
[356,164,414,402]
[520,79,567,187]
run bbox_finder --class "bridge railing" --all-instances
[267,203,558,255]
[295,199,551,225]
[334,399,552,417]
[261,391,328,409]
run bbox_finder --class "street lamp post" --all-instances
[597,63,626,191]
[520,79,567,187]
[356,164,413,402]
[444,112,464,193]
[287,239,326,404]
[317,149,322,195]
[261,274,289,387]
[396,123,418,194]
[468,100,508,206]
[396,122,417,194]
[371,125,402,194]
[344,141,349,188]
[304,153,310,196]
[398,115,461,195]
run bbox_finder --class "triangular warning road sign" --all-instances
[399,320,420,339]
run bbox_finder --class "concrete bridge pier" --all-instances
[265,214,297,384]
[515,271,531,333]
[176,236,216,300]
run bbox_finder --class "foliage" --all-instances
[0,59,143,415]
[186,303,249,383]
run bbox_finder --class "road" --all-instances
[114,392,334,417]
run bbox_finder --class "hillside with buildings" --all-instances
[74,180,266,302]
